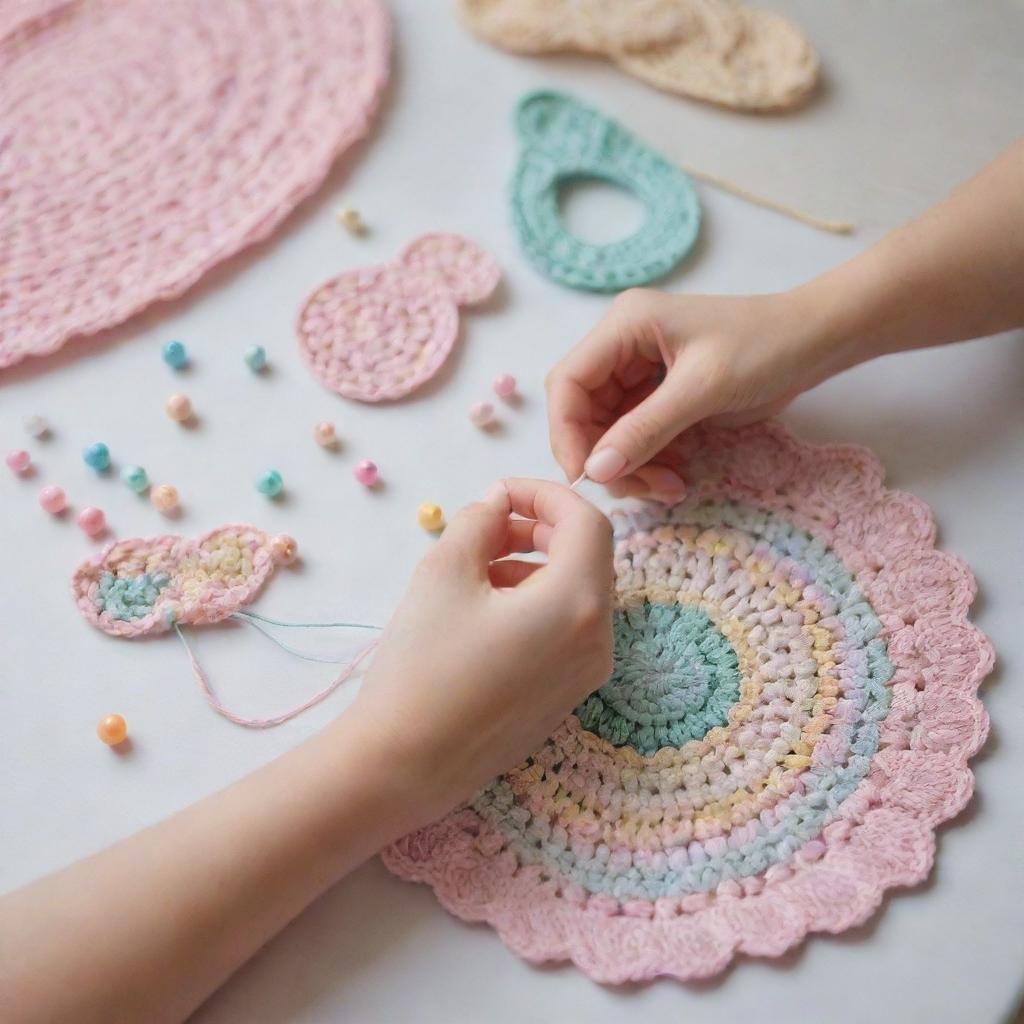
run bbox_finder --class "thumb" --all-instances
[435,482,511,576]
[583,367,711,483]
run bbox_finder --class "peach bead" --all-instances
[6,449,31,473]
[151,484,179,513]
[469,401,495,427]
[271,534,298,565]
[39,485,67,514]
[97,714,128,746]
[77,506,106,537]
[417,503,444,531]
[165,393,193,422]
[313,421,337,447]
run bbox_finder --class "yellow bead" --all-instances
[336,206,364,234]
[417,503,444,531]
[97,714,127,746]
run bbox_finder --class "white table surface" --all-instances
[2,2,1023,1021]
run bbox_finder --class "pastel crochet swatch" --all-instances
[296,233,501,402]
[384,422,992,983]
[510,91,701,292]
[73,526,284,637]
[0,0,390,370]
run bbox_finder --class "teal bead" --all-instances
[244,345,267,372]
[83,442,111,471]
[162,340,188,369]
[121,465,149,493]
[256,469,284,498]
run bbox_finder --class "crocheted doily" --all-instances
[295,234,501,401]
[511,92,701,293]
[0,0,390,370]
[457,0,818,111]
[73,525,285,637]
[384,422,992,983]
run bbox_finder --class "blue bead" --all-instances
[83,442,111,471]
[162,340,188,369]
[121,465,149,493]
[243,345,267,372]
[256,469,284,498]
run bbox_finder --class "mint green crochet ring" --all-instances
[510,90,701,292]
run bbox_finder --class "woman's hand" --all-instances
[545,288,839,502]
[348,478,614,828]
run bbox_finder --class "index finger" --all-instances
[501,478,613,589]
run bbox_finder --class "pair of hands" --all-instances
[351,288,824,824]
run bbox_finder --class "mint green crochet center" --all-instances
[576,602,740,755]
[510,90,701,292]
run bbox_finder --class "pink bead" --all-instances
[39,485,67,514]
[165,393,193,422]
[6,449,31,473]
[469,401,495,427]
[492,373,516,398]
[77,506,106,537]
[354,460,378,486]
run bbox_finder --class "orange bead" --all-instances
[97,713,128,746]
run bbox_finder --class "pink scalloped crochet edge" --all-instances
[382,421,993,983]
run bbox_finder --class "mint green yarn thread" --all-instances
[577,603,740,754]
[94,571,170,621]
[509,90,701,293]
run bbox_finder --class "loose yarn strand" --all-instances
[173,623,377,729]
[681,163,855,235]
[228,613,378,664]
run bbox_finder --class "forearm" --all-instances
[794,138,1024,375]
[0,712,419,1024]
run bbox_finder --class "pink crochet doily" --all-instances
[0,0,390,369]
[383,422,992,983]
[296,233,501,401]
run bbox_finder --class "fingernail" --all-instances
[484,481,509,508]
[584,447,627,484]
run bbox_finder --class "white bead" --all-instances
[24,415,49,438]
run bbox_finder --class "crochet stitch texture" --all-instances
[296,234,501,401]
[0,0,390,369]
[510,91,701,292]
[384,422,992,983]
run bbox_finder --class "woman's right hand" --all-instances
[545,287,843,502]
[347,478,614,828]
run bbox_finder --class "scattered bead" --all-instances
[271,534,298,565]
[417,503,445,531]
[151,484,179,513]
[313,421,337,448]
[336,205,364,234]
[493,373,517,398]
[165,393,193,422]
[256,469,284,498]
[244,345,268,372]
[162,340,188,369]
[83,442,111,471]
[78,506,107,537]
[121,465,149,493]
[354,460,378,486]
[97,713,128,747]
[39,485,67,514]
[6,449,31,474]
[24,415,50,438]
[469,401,495,427]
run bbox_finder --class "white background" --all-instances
[2,2,1023,1021]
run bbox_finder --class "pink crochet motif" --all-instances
[383,421,993,983]
[0,0,390,370]
[296,233,501,401]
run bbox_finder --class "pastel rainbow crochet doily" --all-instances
[0,0,390,369]
[384,423,992,983]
